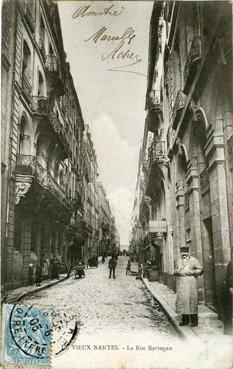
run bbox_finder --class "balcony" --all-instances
[45,55,59,73]
[16,155,36,175]
[15,154,73,209]
[22,1,35,33]
[149,141,166,164]
[146,89,163,132]
[48,110,64,134]
[45,55,65,96]
[144,141,166,201]
[21,74,32,101]
[183,36,202,94]
[145,220,167,237]
[46,171,72,209]
[172,90,186,130]
[142,157,149,174]
[47,109,72,158]
[31,96,49,115]
[71,192,83,210]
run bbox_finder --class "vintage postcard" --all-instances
[1,0,233,368]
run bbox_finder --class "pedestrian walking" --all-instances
[35,262,42,286]
[126,259,131,275]
[174,246,203,327]
[108,255,117,279]
[102,255,105,263]
[28,263,34,285]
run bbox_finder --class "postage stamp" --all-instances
[2,303,80,366]
[2,304,53,367]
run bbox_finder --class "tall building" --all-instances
[98,182,113,256]
[2,0,18,289]
[83,126,99,262]
[1,0,92,289]
[131,1,232,320]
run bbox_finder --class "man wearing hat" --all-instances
[174,246,203,327]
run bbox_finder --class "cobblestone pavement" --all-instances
[21,256,178,339]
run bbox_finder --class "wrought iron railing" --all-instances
[45,55,59,72]
[149,141,166,163]
[147,89,162,110]
[16,154,36,175]
[48,108,71,157]
[31,96,49,114]
[22,74,32,100]
[35,160,47,186]
[16,154,73,208]
[46,170,71,208]
[184,36,202,86]
[172,90,185,129]
[174,90,185,112]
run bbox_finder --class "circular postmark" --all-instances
[51,307,79,355]
[9,304,80,358]
[9,305,52,359]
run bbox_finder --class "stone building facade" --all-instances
[131,1,232,319]
[1,0,118,290]
[83,126,100,262]
[98,182,114,256]
[1,0,86,289]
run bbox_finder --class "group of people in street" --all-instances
[27,255,60,286]
[27,248,232,334]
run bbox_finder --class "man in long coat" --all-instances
[174,246,203,327]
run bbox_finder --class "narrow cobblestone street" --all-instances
[21,257,177,339]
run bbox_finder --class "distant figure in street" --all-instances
[28,263,34,285]
[102,255,105,263]
[136,262,142,280]
[50,255,59,280]
[145,260,152,279]
[126,259,131,275]
[95,256,98,268]
[174,246,203,327]
[108,256,117,279]
[35,262,42,286]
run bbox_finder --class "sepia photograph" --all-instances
[1,1,233,368]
